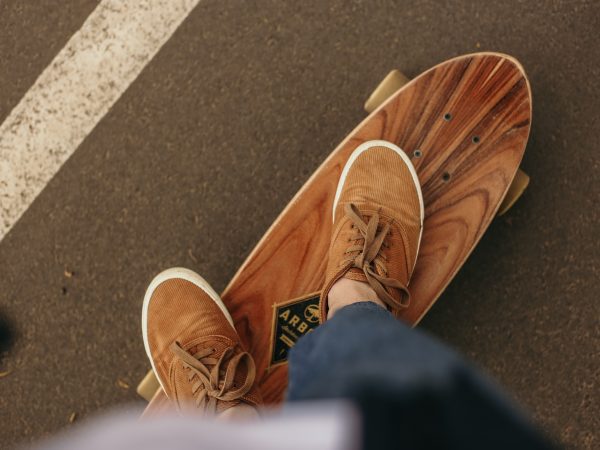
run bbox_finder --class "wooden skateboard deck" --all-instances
[141,52,532,415]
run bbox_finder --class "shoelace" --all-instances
[170,341,256,413]
[342,203,410,310]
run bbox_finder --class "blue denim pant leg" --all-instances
[287,302,554,450]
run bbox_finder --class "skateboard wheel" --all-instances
[364,69,410,113]
[497,169,530,216]
[136,369,161,402]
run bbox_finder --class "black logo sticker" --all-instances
[269,292,321,367]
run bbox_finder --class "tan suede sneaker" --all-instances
[320,140,424,320]
[142,268,261,415]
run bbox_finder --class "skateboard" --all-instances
[137,52,532,414]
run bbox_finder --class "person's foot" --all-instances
[142,268,262,416]
[320,140,424,320]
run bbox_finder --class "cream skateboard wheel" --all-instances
[497,169,530,216]
[136,370,160,402]
[364,69,410,113]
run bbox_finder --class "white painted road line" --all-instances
[0,0,200,241]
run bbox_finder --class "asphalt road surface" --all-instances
[0,1,598,448]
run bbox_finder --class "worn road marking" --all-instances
[0,0,200,241]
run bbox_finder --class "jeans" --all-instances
[287,302,555,450]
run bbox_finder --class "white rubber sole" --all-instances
[332,139,425,272]
[141,267,233,394]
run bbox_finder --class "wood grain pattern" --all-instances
[142,52,532,416]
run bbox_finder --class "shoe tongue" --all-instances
[343,266,401,305]
[184,338,234,363]
[174,342,257,414]
[188,341,222,358]
[343,267,368,282]
[343,261,387,281]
